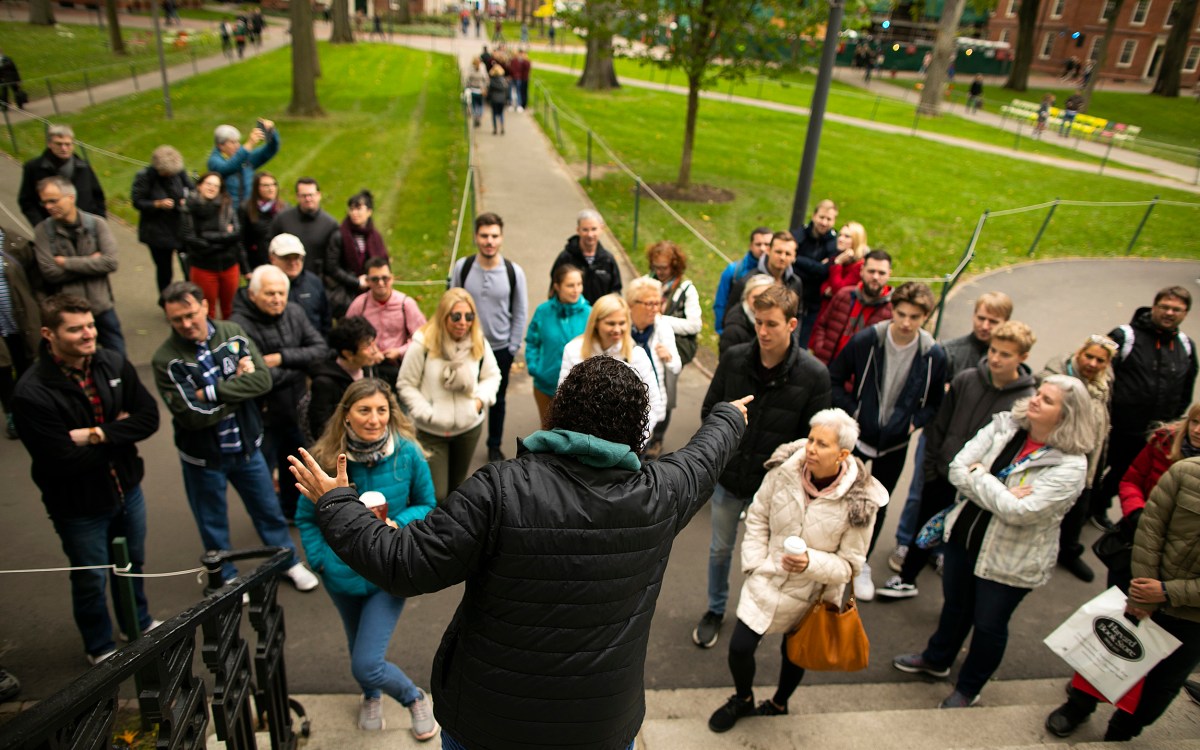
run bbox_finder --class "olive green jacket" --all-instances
[1131,457,1200,622]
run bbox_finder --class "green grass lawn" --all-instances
[0,43,468,315]
[0,20,220,96]
[459,18,584,48]
[527,52,1138,171]
[532,68,1200,343]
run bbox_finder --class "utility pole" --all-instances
[151,0,173,119]
[789,0,844,229]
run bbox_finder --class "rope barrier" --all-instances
[0,563,207,578]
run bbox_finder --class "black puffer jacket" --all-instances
[702,340,831,497]
[181,195,243,272]
[131,166,194,249]
[1109,307,1198,434]
[12,347,159,520]
[718,302,754,355]
[230,290,328,424]
[923,358,1036,480]
[314,404,746,750]
[551,235,623,304]
[305,355,379,443]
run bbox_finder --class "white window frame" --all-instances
[1117,39,1138,67]
[1040,31,1056,59]
[1088,36,1102,62]
[1165,1,1177,27]
[1100,0,1117,21]
[1051,0,1066,19]
[1006,0,1017,18]
[1184,44,1200,72]
[998,28,1011,45]
[1131,0,1151,26]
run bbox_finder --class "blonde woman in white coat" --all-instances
[397,288,501,501]
[709,408,888,733]
[558,293,663,443]
[626,277,680,457]
[893,374,1095,709]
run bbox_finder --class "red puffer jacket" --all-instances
[809,284,893,366]
[1119,428,1176,517]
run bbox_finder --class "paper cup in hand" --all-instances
[783,536,807,556]
[360,491,389,522]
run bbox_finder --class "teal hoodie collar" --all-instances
[522,429,641,471]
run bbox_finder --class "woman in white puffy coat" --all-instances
[708,408,888,733]
[893,375,1095,709]
[625,277,680,456]
[397,288,500,501]
[558,293,662,444]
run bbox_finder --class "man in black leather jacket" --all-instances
[290,356,750,750]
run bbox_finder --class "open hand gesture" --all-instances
[288,448,349,504]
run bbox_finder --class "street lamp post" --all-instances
[151,0,174,119]
[789,0,844,229]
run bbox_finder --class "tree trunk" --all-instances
[1004,0,1041,91]
[578,29,620,90]
[105,0,125,55]
[1081,0,1124,110]
[28,0,55,25]
[330,0,354,43]
[289,0,324,116]
[918,0,966,115]
[1152,0,1198,96]
[675,74,701,189]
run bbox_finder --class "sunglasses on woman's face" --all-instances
[448,312,476,323]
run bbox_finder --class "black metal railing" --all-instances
[0,547,300,750]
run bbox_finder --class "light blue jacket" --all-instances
[296,435,435,596]
[525,296,591,396]
[206,128,281,208]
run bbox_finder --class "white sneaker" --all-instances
[87,649,116,666]
[358,695,384,731]
[285,563,320,592]
[118,618,164,642]
[408,688,439,741]
[853,563,875,601]
[888,545,908,573]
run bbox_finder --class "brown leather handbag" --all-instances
[785,585,869,671]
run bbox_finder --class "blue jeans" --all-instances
[921,542,1030,698]
[179,449,297,580]
[52,485,153,657]
[895,433,927,546]
[262,420,306,520]
[443,733,633,750]
[707,483,750,616]
[326,588,421,705]
[93,307,126,358]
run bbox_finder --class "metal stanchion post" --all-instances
[2,106,17,156]
[1125,196,1158,255]
[131,63,139,91]
[47,79,59,114]
[1100,137,1114,175]
[1013,120,1021,151]
[631,181,641,255]
[83,71,95,106]
[1027,198,1059,257]
[112,537,141,642]
[586,131,592,185]
[871,95,881,121]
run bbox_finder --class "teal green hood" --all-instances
[522,429,641,471]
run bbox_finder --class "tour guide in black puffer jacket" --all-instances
[300,356,748,750]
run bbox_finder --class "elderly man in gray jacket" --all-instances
[32,176,124,355]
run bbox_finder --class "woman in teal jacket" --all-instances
[525,263,591,423]
[298,378,439,740]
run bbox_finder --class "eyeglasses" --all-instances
[367,275,393,283]
[260,182,278,188]
[448,312,475,323]
[1087,334,1118,353]
[634,299,658,308]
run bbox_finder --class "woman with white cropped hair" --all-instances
[625,276,680,457]
[709,407,888,732]
[131,145,195,292]
[893,374,1096,709]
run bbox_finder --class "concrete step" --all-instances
[205,682,1200,749]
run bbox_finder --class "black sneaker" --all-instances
[756,699,788,716]
[487,447,505,462]
[692,611,723,648]
[876,575,919,599]
[1045,703,1086,737]
[1185,679,1200,706]
[1060,556,1095,583]
[708,694,755,733]
[1088,515,1115,532]
[892,653,950,678]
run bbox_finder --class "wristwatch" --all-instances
[87,427,103,445]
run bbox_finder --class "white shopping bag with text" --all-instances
[1044,586,1182,704]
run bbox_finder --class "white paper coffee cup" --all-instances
[783,535,807,556]
[360,491,388,522]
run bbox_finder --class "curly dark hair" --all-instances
[548,356,649,453]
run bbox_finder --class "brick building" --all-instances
[987,0,1200,86]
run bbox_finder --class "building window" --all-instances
[1040,31,1056,59]
[1165,1,1178,26]
[1131,0,1151,25]
[1118,39,1138,66]
[1185,45,1200,72]
[1100,0,1117,21]
[1006,0,1017,18]
[1051,0,1066,18]
[1088,36,1102,61]
[999,29,1011,45]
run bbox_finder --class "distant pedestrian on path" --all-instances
[1035,94,1053,139]
[449,213,527,462]
[0,49,22,110]
[967,74,984,114]
[288,355,750,750]
[464,58,489,128]
[219,21,233,59]
[12,293,161,666]
[1059,92,1084,137]
[486,64,509,134]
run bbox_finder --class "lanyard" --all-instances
[996,446,1050,481]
